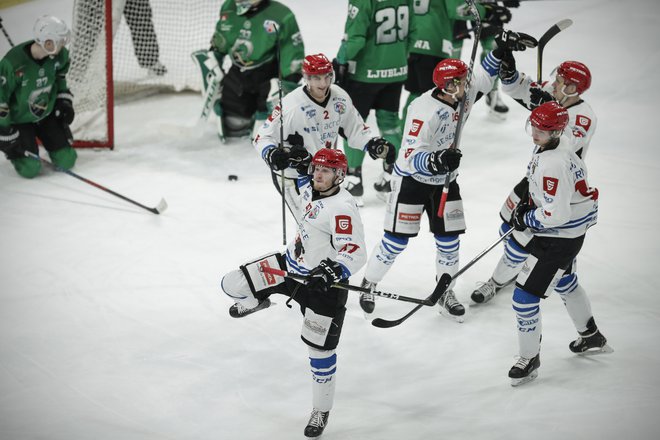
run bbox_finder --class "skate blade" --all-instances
[577,344,614,356]
[510,370,538,387]
[438,308,465,323]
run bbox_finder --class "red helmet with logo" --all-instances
[556,61,591,94]
[433,59,468,89]
[311,148,347,178]
[303,54,333,76]
[530,101,569,132]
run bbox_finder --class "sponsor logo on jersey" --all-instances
[268,105,281,122]
[414,40,431,50]
[334,102,346,114]
[574,115,591,136]
[575,179,599,200]
[404,147,414,158]
[543,176,559,196]
[335,215,353,234]
[306,109,316,119]
[221,13,228,21]
[446,208,464,222]
[409,119,424,136]
[506,196,516,211]
[398,212,421,222]
[366,66,408,79]
[304,318,328,335]
[258,260,277,285]
[348,4,359,20]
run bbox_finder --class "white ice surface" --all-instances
[1,1,659,439]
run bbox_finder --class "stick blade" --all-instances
[429,273,452,305]
[371,315,407,329]
[556,18,573,32]
[153,198,168,214]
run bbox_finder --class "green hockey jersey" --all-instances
[212,0,304,78]
[0,42,70,128]
[337,0,417,83]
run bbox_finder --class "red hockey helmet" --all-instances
[311,148,348,182]
[433,59,468,89]
[556,61,591,94]
[530,101,569,132]
[303,54,333,76]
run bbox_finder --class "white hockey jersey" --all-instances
[394,51,500,185]
[285,185,367,279]
[522,136,598,239]
[501,73,598,159]
[254,84,375,179]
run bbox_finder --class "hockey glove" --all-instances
[53,92,75,125]
[427,148,462,175]
[512,201,533,231]
[495,30,537,52]
[0,126,23,160]
[265,146,290,171]
[483,4,512,26]
[286,131,304,148]
[366,137,396,164]
[332,58,348,89]
[502,1,521,7]
[288,144,312,174]
[529,87,555,110]
[306,259,344,294]
[499,50,517,83]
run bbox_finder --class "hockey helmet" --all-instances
[33,15,70,55]
[529,101,569,132]
[555,61,591,95]
[433,58,468,90]
[303,54,333,76]
[236,0,263,16]
[310,148,347,184]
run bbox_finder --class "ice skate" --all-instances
[359,278,377,314]
[437,289,465,323]
[228,298,271,318]
[373,165,393,202]
[569,318,613,355]
[344,167,364,207]
[304,409,329,438]
[470,277,513,304]
[486,89,508,120]
[509,354,540,387]
[146,61,168,76]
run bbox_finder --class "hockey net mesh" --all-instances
[68,0,221,148]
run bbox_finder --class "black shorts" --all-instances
[221,61,278,118]
[405,53,446,95]
[15,113,71,154]
[516,235,585,298]
[342,79,404,119]
[386,176,465,237]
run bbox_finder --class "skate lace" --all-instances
[512,356,531,370]
[234,302,250,315]
[474,279,497,299]
[441,290,460,308]
[308,410,326,428]
[361,292,375,302]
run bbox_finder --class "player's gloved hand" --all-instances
[512,200,533,231]
[366,137,396,164]
[332,58,348,88]
[265,146,290,171]
[0,126,23,160]
[288,145,312,174]
[53,93,75,125]
[306,258,344,294]
[483,4,511,26]
[495,30,537,51]
[502,1,520,7]
[427,148,462,174]
[499,50,517,83]
[529,87,555,110]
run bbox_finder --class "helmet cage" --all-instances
[33,15,70,55]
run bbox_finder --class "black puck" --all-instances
[228,174,238,181]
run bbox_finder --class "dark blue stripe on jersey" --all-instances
[286,250,310,275]
[481,51,501,77]
[297,175,311,188]
[310,353,337,369]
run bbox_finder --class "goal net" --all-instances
[68,0,221,148]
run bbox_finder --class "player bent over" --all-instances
[221,149,366,438]
[0,16,77,178]
[504,102,611,386]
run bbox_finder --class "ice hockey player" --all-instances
[333,0,415,205]
[254,53,395,220]
[471,48,597,304]
[221,148,366,438]
[193,0,304,142]
[0,15,77,178]
[503,101,610,386]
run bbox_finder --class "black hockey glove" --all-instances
[495,30,538,52]
[53,92,75,125]
[499,50,517,83]
[286,131,304,148]
[427,148,462,175]
[332,58,348,88]
[288,144,312,174]
[306,259,344,294]
[483,4,511,26]
[265,146,290,171]
[366,137,396,164]
[529,87,555,110]
[512,201,533,231]
[0,126,23,160]
[502,1,521,7]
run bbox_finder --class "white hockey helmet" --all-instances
[235,0,263,16]
[33,15,71,55]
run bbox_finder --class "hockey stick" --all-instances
[0,16,15,47]
[261,266,440,306]
[264,20,287,245]
[371,227,515,328]
[537,18,573,83]
[25,151,167,214]
[438,0,481,218]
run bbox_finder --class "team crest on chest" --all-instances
[334,102,346,114]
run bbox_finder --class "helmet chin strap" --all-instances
[441,87,460,101]
[558,84,578,105]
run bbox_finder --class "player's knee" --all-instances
[555,273,578,295]
[49,146,77,170]
[12,156,41,178]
